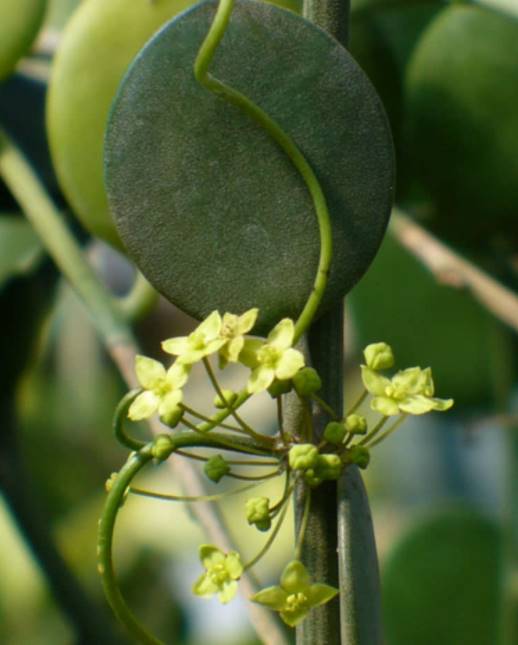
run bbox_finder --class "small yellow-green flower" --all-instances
[219,308,258,366]
[193,545,243,604]
[361,365,453,416]
[162,311,225,365]
[244,319,305,394]
[251,560,338,627]
[128,356,189,422]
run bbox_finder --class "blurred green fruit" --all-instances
[47,0,300,250]
[0,0,47,81]
[405,5,518,248]
[383,508,502,645]
[349,234,501,408]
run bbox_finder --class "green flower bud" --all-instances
[105,472,118,493]
[324,421,347,444]
[161,406,183,428]
[151,434,175,461]
[293,367,322,397]
[304,468,322,488]
[204,455,230,483]
[105,472,128,505]
[347,446,370,470]
[213,389,238,409]
[344,414,368,435]
[245,497,271,531]
[314,454,342,481]
[267,379,293,398]
[363,342,394,370]
[288,444,319,470]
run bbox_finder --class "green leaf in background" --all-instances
[382,508,502,645]
[0,216,44,290]
[0,0,47,81]
[105,0,394,331]
[349,234,500,408]
[46,0,300,251]
[405,5,518,250]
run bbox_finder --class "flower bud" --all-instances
[245,497,271,531]
[293,367,322,397]
[324,421,347,444]
[288,444,318,470]
[204,455,230,482]
[347,446,370,469]
[213,389,237,409]
[267,379,292,398]
[152,434,175,461]
[160,406,183,428]
[363,342,394,370]
[315,454,342,480]
[344,414,368,435]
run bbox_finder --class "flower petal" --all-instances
[392,367,427,396]
[268,318,295,349]
[239,339,263,368]
[398,394,436,415]
[161,337,190,356]
[247,366,275,394]
[166,362,189,388]
[135,355,166,389]
[197,310,222,339]
[280,607,309,627]
[250,586,287,610]
[275,348,305,380]
[280,560,311,593]
[307,583,339,607]
[192,573,218,598]
[218,580,238,604]
[224,336,244,363]
[225,552,243,579]
[128,391,159,420]
[361,366,391,397]
[370,396,400,417]
[237,308,259,334]
[199,544,225,568]
[158,390,183,418]
[430,397,454,412]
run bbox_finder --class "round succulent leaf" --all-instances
[0,0,47,81]
[382,508,502,645]
[405,5,518,249]
[105,0,394,332]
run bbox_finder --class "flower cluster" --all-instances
[118,317,453,629]
[127,308,306,427]
[361,342,453,417]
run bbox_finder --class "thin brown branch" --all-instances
[391,209,518,334]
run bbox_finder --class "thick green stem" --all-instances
[297,0,382,643]
[195,0,333,343]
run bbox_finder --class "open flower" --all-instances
[218,308,259,366]
[251,560,338,627]
[162,311,225,365]
[128,356,189,422]
[361,365,453,416]
[192,545,243,604]
[244,319,305,394]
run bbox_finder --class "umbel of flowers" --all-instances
[98,306,453,636]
